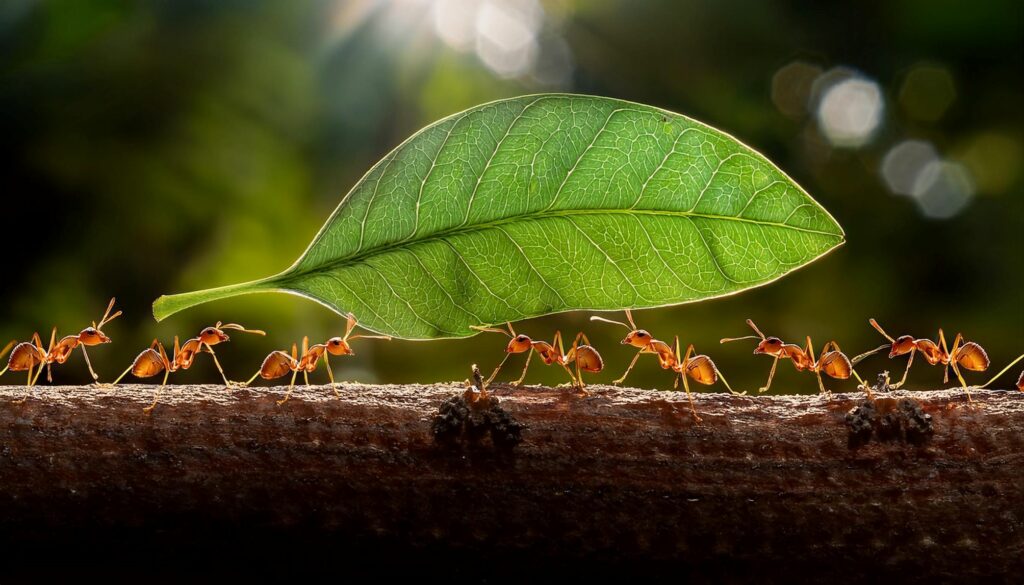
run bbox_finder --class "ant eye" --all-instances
[517,335,528,341]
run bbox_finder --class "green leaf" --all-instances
[153,94,844,339]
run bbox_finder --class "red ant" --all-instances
[1,333,51,394]
[669,335,741,423]
[43,297,122,383]
[113,321,264,411]
[113,338,175,412]
[721,319,864,395]
[244,313,390,405]
[862,319,998,402]
[590,310,677,384]
[472,323,603,393]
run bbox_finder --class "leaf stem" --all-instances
[152,276,279,322]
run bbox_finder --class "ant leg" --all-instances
[759,356,780,393]
[277,370,299,406]
[816,371,831,398]
[561,362,580,391]
[81,346,100,382]
[112,363,134,386]
[574,358,588,395]
[142,370,170,414]
[893,349,916,389]
[951,361,973,404]
[31,362,47,386]
[680,370,702,424]
[204,344,233,387]
[980,353,1024,389]
[303,370,310,387]
[715,368,745,396]
[242,370,262,387]
[613,351,642,385]
[485,352,513,386]
[323,354,339,397]
[0,365,8,377]
[512,349,534,386]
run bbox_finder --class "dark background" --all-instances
[1,0,1021,393]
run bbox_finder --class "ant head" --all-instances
[326,336,353,356]
[200,326,230,345]
[506,334,532,354]
[754,337,784,355]
[79,326,111,346]
[622,329,652,347]
[890,335,916,358]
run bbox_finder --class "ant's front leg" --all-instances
[759,355,780,393]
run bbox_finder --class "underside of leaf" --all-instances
[153,94,844,339]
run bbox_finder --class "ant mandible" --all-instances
[245,313,390,405]
[472,323,603,393]
[590,309,677,384]
[44,297,122,383]
[862,319,994,402]
[670,335,742,423]
[721,319,865,396]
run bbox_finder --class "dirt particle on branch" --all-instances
[431,365,525,450]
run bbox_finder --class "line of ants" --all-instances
[2,300,1022,418]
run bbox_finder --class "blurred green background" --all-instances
[1,0,1021,393]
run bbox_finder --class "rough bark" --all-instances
[0,383,1021,582]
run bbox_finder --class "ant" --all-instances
[0,333,51,394]
[113,339,176,412]
[472,323,603,393]
[173,321,265,386]
[720,319,865,396]
[244,313,390,405]
[590,310,677,384]
[669,335,741,423]
[862,319,993,402]
[113,321,264,394]
[43,297,122,383]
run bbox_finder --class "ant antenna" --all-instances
[720,319,766,344]
[218,323,267,336]
[590,315,630,330]
[869,318,895,343]
[471,323,514,338]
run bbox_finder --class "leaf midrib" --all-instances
[281,208,844,283]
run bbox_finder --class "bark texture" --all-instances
[0,383,1021,582]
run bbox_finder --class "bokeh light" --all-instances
[433,0,478,51]
[814,71,885,148]
[899,63,957,122]
[881,140,940,196]
[911,160,975,219]
[475,0,544,78]
[957,132,1023,195]
[771,60,822,119]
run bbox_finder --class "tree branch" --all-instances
[0,383,1021,581]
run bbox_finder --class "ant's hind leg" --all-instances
[680,373,702,424]
[142,371,170,414]
[276,370,299,406]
